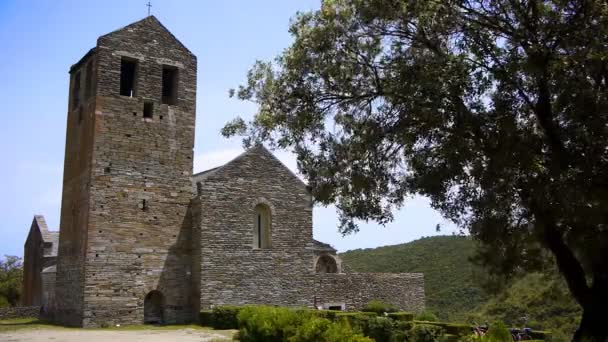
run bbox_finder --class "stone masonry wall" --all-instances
[0,306,40,320]
[54,50,98,326]
[313,273,425,312]
[195,146,315,310]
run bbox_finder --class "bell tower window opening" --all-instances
[72,71,81,109]
[143,101,154,119]
[120,58,137,97]
[161,66,178,105]
[85,61,94,99]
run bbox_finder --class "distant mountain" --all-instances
[340,235,487,321]
[340,235,580,341]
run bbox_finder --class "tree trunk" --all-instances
[573,275,608,342]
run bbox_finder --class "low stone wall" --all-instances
[0,306,40,320]
[313,273,425,312]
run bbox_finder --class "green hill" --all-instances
[340,235,486,321]
[340,235,580,341]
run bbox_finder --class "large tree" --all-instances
[223,0,608,340]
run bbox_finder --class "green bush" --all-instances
[335,312,375,332]
[312,310,340,320]
[365,316,394,342]
[237,305,306,341]
[236,306,372,342]
[444,323,472,336]
[415,310,439,322]
[211,305,242,329]
[363,300,399,314]
[387,312,415,322]
[410,324,445,342]
[483,321,512,342]
[199,310,213,327]
[320,319,374,342]
[291,316,333,342]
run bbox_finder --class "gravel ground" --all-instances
[1,328,234,342]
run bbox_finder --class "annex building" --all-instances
[21,16,425,327]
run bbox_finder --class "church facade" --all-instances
[21,16,425,327]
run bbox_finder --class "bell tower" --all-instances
[54,16,197,327]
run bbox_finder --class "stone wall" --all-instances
[313,273,425,312]
[0,306,40,320]
[195,146,315,310]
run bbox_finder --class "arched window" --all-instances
[316,255,338,273]
[144,290,164,324]
[253,203,271,249]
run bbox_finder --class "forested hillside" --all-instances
[340,236,580,341]
[340,236,486,320]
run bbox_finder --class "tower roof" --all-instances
[70,15,194,73]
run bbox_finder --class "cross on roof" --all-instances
[146,1,152,16]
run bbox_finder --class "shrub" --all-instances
[409,324,445,342]
[387,312,415,322]
[365,316,395,342]
[237,305,306,341]
[321,319,374,342]
[211,305,242,329]
[444,323,472,336]
[363,300,399,314]
[312,309,339,320]
[199,310,213,327]
[415,310,439,322]
[335,312,375,332]
[291,316,333,342]
[483,321,512,342]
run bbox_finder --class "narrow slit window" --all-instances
[161,66,178,105]
[72,71,81,109]
[120,58,137,97]
[253,204,271,249]
[85,61,94,99]
[143,101,153,119]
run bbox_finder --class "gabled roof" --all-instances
[99,15,194,56]
[26,215,59,256]
[193,145,308,190]
[312,239,337,253]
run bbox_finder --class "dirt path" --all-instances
[1,328,233,342]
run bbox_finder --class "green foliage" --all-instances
[484,321,512,342]
[468,272,580,341]
[236,306,372,342]
[341,236,486,320]
[210,305,242,329]
[363,300,399,315]
[364,316,394,342]
[225,0,608,338]
[237,306,306,341]
[341,236,579,340]
[415,311,439,322]
[410,324,444,342]
[0,256,22,307]
[199,310,213,327]
[387,312,414,322]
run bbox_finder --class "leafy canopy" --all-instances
[0,256,23,307]
[224,1,607,336]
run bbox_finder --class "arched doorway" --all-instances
[144,290,164,324]
[316,255,338,273]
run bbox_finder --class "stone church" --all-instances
[21,16,425,327]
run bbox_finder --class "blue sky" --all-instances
[0,0,455,258]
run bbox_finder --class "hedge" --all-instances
[387,312,414,322]
[199,310,213,327]
[211,305,242,329]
